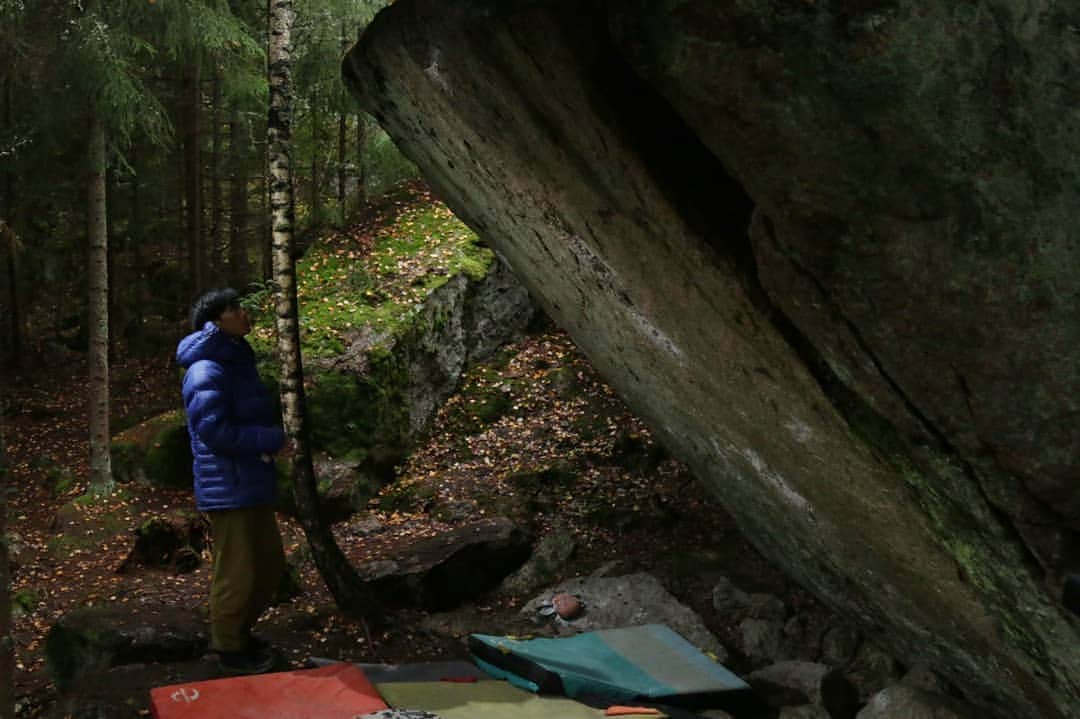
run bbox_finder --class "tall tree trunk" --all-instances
[183,59,206,297]
[106,165,117,363]
[310,90,320,228]
[86,115,114,496]
[355,113,366,207]
[2,77,20,370]
[229,107,249,288]
[130,143,144,348]
[209,68,224,283]
[337,22,348,223]
[268,0,371,618]
[0,417,13,719]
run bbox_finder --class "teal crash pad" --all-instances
[469,624,757,711]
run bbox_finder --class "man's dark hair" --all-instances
[190,287,241,330]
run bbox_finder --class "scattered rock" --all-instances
[45,606,208,692]
[356,517,532,611]
[522,572,727,661]
[713,576,787,621]
[499,526,577,597]
[856,684,971,719]
[820,622,862,668]
[739,617,785,666]
[845,640,905,703]
[747,661,859,719]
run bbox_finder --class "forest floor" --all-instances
[0,185,815,718]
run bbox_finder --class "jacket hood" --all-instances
[176,321,253,369]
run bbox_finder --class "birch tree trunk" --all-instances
[87,115,114,496]
[268,0,372,618]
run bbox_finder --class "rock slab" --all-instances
[345,2,1080,716]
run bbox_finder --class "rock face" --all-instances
[353,517,532,611]
[344,2,1080,716]
[305,255,536,481]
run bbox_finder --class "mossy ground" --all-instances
[244,184,493,360]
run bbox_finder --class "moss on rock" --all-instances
[110,410,192,490]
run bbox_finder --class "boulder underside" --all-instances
[344,2,1080,716]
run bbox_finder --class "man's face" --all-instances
[217,303,252,337]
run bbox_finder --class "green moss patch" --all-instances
[110,410,192,490]
[245,189,494,361]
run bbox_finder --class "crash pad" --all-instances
[469,624,753,709]
[308,658,485,683]
[150,662,387,719]
[374,679,610,719]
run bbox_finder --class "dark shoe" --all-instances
[247,634,278,664]
[217,647,275,675]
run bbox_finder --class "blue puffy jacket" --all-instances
[176,321,285,511]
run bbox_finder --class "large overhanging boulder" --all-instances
[343,2,1080,716]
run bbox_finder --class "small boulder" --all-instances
[844,639,905,703]
[46,605,207,692]
[356,517,532,611]
[820,622,862,667]
[713,576,787,622]
[747,661,859,719]
[522,572,727,661]
[740,617,785,666]
[856,684,970,719]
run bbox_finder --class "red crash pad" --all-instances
[150,663,387,719]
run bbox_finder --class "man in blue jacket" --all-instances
[177,288,286,675]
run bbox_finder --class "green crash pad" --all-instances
[469,624,754,710]
[374,680,609,719]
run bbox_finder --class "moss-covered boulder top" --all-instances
[246,184,494,360]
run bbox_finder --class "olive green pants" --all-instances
[207,505,285,653]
